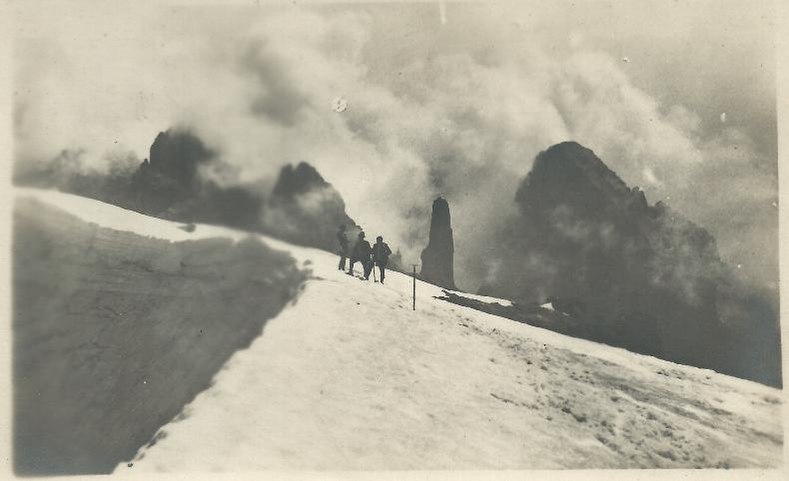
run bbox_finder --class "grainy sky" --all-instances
[12,0,779,293]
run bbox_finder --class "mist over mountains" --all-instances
[15,127,781,386]
[14,3,777,297]
[14,128,358,254]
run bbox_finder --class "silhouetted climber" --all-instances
[348,231,372,279]
[337,224,349,270]
[371,235,392,284]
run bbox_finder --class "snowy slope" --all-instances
[13,188,308,475]
[14,188,785,471]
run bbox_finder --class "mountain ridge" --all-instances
[481,140,781,386]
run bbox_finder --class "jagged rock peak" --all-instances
[271,162,330,199]
[147,129,215,184]
[480,140,781,387]
[523,141,631,199]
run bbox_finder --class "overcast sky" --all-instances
[12,0,779,293]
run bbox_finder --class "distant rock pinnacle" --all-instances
[420,197,457,290]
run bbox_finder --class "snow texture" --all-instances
[14,188,784,471]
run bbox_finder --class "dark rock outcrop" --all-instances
[420,197,457,290]
[262,162,359,252]
[127,130,265,229]
[480,141,781,387]
[128,130,216,215]
[270,162,328,199]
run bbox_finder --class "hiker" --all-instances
[337,224,349,270]
[348,231,372,279]
[371,235,392,284]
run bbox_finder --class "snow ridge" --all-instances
[15,188,783,470]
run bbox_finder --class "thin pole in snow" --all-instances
[411,264,418,311]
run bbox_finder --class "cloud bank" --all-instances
[13,1,777,294]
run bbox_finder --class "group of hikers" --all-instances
[336,224,392,283]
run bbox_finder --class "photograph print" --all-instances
[7,0,785,476]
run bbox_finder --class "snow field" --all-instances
[13,188,782,471]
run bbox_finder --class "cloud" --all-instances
[13,2,776,294]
